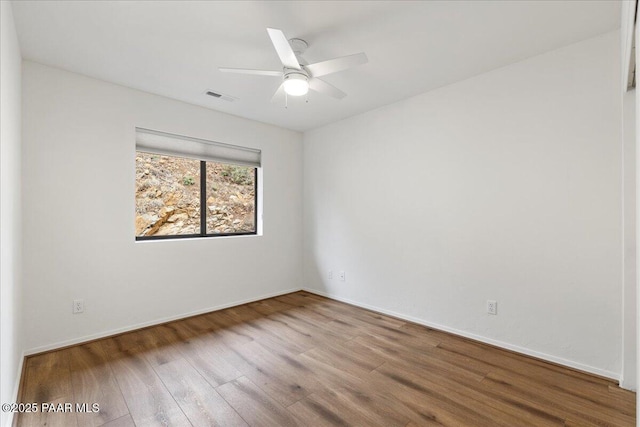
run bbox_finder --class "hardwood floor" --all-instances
[15,291,635,426]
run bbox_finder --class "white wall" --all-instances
[0,2,23,426]
[304,31,622,378]
[622,88,636,390]
[21,61,303,353]
[635,6,640,416]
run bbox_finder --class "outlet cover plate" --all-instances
[487,300,497,315]
[73,299,84,314]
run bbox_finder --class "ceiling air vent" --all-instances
[205,90,237,102]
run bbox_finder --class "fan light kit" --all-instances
[283,73,309,96]
[219,28,368,104]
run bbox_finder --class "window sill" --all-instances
[135,233,260,243]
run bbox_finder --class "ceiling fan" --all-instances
[219,28,368,102]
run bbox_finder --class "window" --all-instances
[135,128,260,240]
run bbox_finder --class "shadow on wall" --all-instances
[304,202,331,294]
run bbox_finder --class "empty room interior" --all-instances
[1,0,640,426]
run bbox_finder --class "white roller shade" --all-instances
[136,128,261,167]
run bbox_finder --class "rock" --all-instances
[232,219,241,225]
[141,206,176,236]
[158,206,175,217]
[135,214,158,235]
[207,196,216,205]
[165,192,181,206]
[155,224,179,236]
[167,212,189,223]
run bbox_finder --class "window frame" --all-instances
[135,157,258,241]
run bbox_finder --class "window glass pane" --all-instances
[206,162,256,234]
[135,152,201,237]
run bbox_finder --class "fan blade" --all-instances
[305,53,368,77]
[267,28,301,70]
[309,78,346,99]
[270,83,285,103]
[219,68,283,77]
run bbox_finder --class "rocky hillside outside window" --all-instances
[134,128,260,240]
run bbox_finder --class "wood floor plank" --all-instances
[245,312,319,353]
[433,337,635,420]
[98,414,135,427]
[275,299,337,325]
[21,350,72,402]
[99,331,146,355]
[296,351,367,392]
[361,336,596,426]
[15,291,635,427]
[301,339,386,378]
[272,294,324,312]
[226,340,323,406]
[289,386,410,427]
[267,310,351,349]
[154,358,247,426]
[18,350,76,427]
[68,342,129,427]
[371,367,504,427]
[312,318,363,340]
[440,337,613,387]
[216,376,298,427]
[152,322,243,388]
[375,361,562,426]
[302,295,406,329]
[136,326,185,368]
[354,334,488,381]
[368,371,493,427]
[483,370,635,426]
[215,309,313,355]
[103,346,191,427]
[18,397,79,427]
[374,351,564,426]
[247,298,295,316]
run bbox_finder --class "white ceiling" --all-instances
[12,1,621,132]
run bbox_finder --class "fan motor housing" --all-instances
[284,69,309,80]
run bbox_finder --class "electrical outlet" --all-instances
[487,300,497,315]
[329,270,333,280]
[339,271,346,282]
[73,299,84,314]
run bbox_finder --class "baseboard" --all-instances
[5,351,25,427]
[302,288,619,381]
[24,287,302,356]
[619,379,636,392]
[21,286,620,381]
